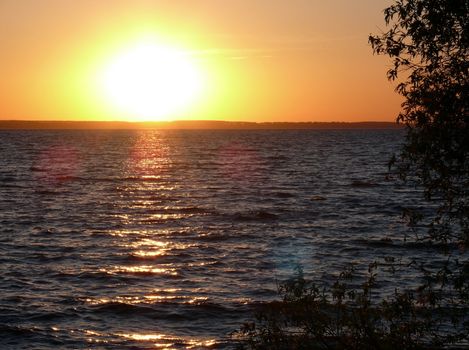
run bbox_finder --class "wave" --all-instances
[231,210,279,221]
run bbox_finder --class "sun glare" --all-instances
[99,41,203,121]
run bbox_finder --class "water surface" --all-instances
[1,129,434,349]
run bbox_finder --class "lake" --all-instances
[1,129,437,349]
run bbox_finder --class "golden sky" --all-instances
[0,0,401,122]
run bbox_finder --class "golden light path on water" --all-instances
[119,333,218,349]
[1,128,423,348]
[82,132,221,348]
[27,129,284,349]
[81,329,217,349]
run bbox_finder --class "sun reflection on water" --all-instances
[83,293,209,305]
[127,131,171,173]
[95,131,220,348]
[132,249,165,257]
[118,332,218,349]
[100,265,178,276]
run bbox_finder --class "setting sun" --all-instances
[98,40,204,121]
[2,1,467,349]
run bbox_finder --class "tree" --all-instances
[369,0,469,246]
[237,1,469,348]
[369,0,469,317]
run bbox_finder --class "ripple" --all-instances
[0,129,420,349]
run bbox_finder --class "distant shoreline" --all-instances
[0,120,402,130]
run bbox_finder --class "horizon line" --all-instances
[0,120,402,130]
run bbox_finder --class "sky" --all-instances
[0,0,402,122]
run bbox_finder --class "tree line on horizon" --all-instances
[0,120,403,130]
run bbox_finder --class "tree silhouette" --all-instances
[237,1,469,348]
[369,0,468,245]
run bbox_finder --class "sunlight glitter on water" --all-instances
[1,129,417,349]
[125,239,197,259]
[132,249,166,257]
[101,265,179,276]
[83,294,208,305]
[120,333,168,340]
[117,333,218,349]
[117,333,178,349]
[128,131,172,175]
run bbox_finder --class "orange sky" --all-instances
[0,0,401,122]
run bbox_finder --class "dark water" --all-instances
[0,129,438,349]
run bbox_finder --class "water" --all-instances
[0,129,439,349]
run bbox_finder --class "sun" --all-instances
[99,41,203,121]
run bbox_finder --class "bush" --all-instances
[236,264,468,350]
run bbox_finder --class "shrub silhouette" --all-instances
[236,264,467,349]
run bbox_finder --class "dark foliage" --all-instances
[237,1,469,348]
[236,265,468,350]
[369,0,469,321]
[369,0,469,245]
